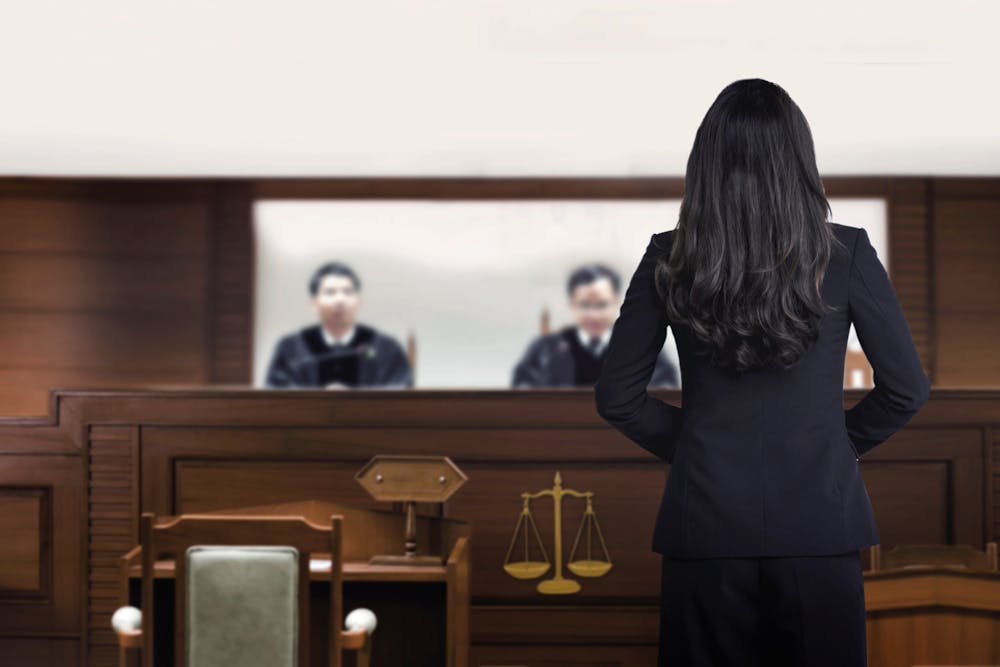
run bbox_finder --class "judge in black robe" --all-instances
[266,321,412,388]
[511,262,679,388]
[512,323,679,388]
[265,261,413,389]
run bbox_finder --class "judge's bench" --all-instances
[0,387,998,667]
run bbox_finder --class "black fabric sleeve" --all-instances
[374,339,414,388]
[650,352,680,388]
[844,227,931,458]
[264,338,296,388]
[511,337,548,388]
[594,234,683,462]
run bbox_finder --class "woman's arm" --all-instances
[845,227,931,458]
[594,233,683,462]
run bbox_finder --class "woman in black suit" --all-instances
[594,78,930,666]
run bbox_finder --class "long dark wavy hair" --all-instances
[655,78,848,373]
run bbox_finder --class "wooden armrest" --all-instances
[111,605,143,661]
[116,629,142,667]
[115,628,143,649]
[341,627,370,651]
[121,545,142,565]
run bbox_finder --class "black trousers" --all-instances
[658,551,868,666]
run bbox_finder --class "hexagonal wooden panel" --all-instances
[355,455,467,502]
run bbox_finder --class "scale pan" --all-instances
[503,561,550,579]
[567,559,612,577]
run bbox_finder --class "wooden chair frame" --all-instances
[123,511,370,667]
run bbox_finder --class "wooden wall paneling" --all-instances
[885,178,934,381]
[0,182,211,254]
[0,408,81,667]
[252,176,689,200]
[858,427,984,547]
[0,638,80,667]
[0,454,83,637]
[0,487,51,596]
[206,182,254,384]
[470,644,659,666]
[0,254,206,312]
[932,180,1000,387]
[135,420,660,515]
[470,605,659,646]
[0,418,78,455]
[0,312,205,369]
[86,425,138,667]
[931,178,1000,199]
[0,180,216,416]
[172,459,385,515]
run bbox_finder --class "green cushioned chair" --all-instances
[186,545,299,667]
[112,513,375,667]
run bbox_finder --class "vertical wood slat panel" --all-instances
[87,425,137,667]
[931,195,1000,386]
[207,183,254,384]
[887,178,934,381]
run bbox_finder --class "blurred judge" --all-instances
[512,263,679,388]
[265,261,413,389]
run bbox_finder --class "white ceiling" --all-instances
[1,0,996,176]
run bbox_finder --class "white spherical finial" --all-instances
[344,607,377,634]
[111,606,142,633]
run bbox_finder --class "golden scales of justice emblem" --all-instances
[502,471,612,594]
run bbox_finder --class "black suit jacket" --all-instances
[594,223,930,558]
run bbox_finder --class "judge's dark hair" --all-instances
[567,264,621,297]
[657,78,848,373]
[309,262,361,296]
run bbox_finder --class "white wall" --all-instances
[1,0,996,176]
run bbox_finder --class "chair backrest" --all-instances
[186,546,298,667]
[140,512,345,667]
[539,308,551,335]
[405,331,417,379]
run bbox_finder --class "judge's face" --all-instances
[311,274,361,331]
[568,278,619,338]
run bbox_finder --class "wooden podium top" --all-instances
[122,499,470,583]
[864,565,1000,612]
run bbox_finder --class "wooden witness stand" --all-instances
[117,500,471,667]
